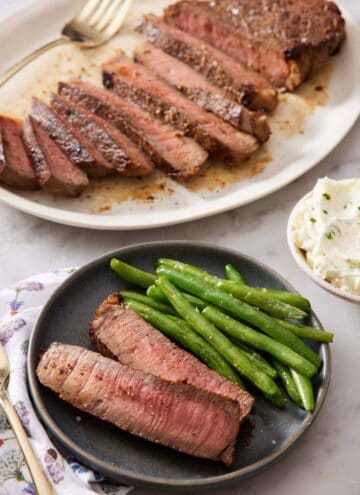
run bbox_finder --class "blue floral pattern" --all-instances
[14,403,31,438]
[0,318,26,345]
[22,482,35,494]
[0,270,132,495]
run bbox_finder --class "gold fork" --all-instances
[0,0,134,87]
[0,342,54,494]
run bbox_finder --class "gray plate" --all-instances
[27,241,331,490]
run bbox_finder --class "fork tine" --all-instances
[95,0,121,31]
[88,0,114,27]
[76,0,102,23]
[102,0,133,38]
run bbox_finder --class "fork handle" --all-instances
[0,390,55,494]
[0,37,68,88]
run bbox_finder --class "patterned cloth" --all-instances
[0,269,133,495]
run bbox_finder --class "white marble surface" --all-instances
[0,1,359,494]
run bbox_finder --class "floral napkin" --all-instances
[0,269,132,495]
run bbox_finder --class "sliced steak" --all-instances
[134,44,270,142]
[58,81,207,180]
[50,94,115,178]
[164,0,346,90]
[23,116,88,197]
[37,343,240,465]
[104,58,259,165]
[51,94,153,177]
[30,97,96,171]
[90,294,254,423]
[0,116,38,189]
[135,14,278,112]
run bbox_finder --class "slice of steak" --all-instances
[104,57,259,165]
[51,94,153,177]
[50,94,115,178]
[30,97,96,171]
[0,116,38,189]
[23,116,88,197]
[58,81,208,180]
[90,294,254,423]
[102,65,222,156]
[135,14,278,112]
[164,0,346,90]
[37,343,240,465]
[134,44,270,142]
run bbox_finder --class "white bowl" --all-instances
[287,192,360,303]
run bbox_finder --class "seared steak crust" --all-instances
[134,44,270,142]
[50,94,116,177]
[135,14,278,111]
[30,97,95,169]
[37,343,240,465]
[59,82,167,170]
[164,0,346,90]
[104,57,258,165]
[0,116,38,189]
[23,116,88,197]
[59,81,208,180]
[90,294,254,423]
[105,75,217,154]
[51,94,153,178]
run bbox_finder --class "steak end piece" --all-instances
[23,116,88,197]
[90,293,254,424]
[164,0,346,90]
[0,115,38,190]
[135,14,278,112]
[37,342,240,465]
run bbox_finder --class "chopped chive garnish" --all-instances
[323,193,331,200]
[310,217,316,223]
[325,231,334,240]
[323,209,328,214]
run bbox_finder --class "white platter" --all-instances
[0,0,359,230]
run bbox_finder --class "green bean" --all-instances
[156,264,322,368]
[263,289,311,312]
[234,341,278,379]
[110,258,156,289]
[291,370,315,411]
[202,306,317,377]
[225,264,247,284]
[226,264,314,335]
[120,291,177,315]
[158,259,307,319]
[146,285,207,310]
[226,263,310,311]
[272,360,302,406]
[274,318,333,343]
[124,299,244,387]
[155,276,285,404]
